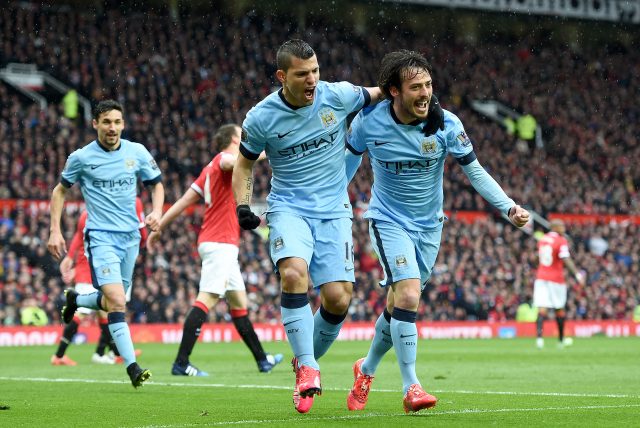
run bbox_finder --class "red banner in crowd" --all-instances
[3,199,640,225]
[1,321,638,346]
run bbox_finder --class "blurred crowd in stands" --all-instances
[0,3,638,326]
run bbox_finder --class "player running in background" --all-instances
[534,219,585,349]
[48,99,164,388]
[51,199,147,366]
[232,39,384,413]
[344,50,530,413]
[147,124,282,377]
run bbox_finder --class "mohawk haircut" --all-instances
[377,50,433,100]
[276,39,315,71]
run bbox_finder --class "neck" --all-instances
[97,139,120,151]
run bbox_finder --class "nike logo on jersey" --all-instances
[90,165,101,169]
[399,333,416,338]
[278,130,294,139]
[374,141,390,146]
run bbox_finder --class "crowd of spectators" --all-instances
[0,2,638,326]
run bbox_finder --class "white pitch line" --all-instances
[134,404,640,428]
[1,376,639,400]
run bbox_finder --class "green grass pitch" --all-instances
[0,337,638,427]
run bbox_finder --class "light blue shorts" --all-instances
[84,230,140,293]
[368,219,442,290]
[266,212,355,287]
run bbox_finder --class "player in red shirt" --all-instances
[51,198,147,366]
[533,219,585,349]
[147,124,282,376]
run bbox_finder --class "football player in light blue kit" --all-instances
[232,39,383,413]
[344,50,530,413]
[48,100,164,388]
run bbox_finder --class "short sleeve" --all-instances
[332,81,367,114]
[240,109,266,160]
[60,150,82,187]
[137,145,161,183]
[191,163,211,197]
[444,113,474,159]
[346,110,367,155]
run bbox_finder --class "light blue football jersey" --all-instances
[61,139,161,232]
[241,80,369,219]
[347,100,474,231]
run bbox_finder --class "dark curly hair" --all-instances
[377,50,433,100]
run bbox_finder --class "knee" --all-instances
[105,295,126,313]
[321,283,353,314]
[279,265,307,290]
[392,290,420,312]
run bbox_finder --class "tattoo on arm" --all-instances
[241,177,253,205]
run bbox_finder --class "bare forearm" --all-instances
[563,258,579,277]
[159,189,199,231]
[49,184,67,233]
[150,182,165,216]
[232,156,256,206]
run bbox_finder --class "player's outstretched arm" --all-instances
[47,183,68,260]
[460,158,529,227]
[146,187,199,253]
[507,205,530,228]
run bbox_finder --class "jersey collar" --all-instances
[389,102,423,127]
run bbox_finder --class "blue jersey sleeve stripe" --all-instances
[346,143,365,156]
[361,87,371,108]
[239,143,260,160]
[456,151,477,166]
[142,175,162,186]
[60,178,73,188]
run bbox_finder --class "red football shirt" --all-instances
[535,231,570,284]
[190,152,240,247]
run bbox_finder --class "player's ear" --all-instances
[389,86,400,97]
[92,119,98,130]
[276,69,286,84]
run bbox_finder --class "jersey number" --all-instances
[538,244,554,267]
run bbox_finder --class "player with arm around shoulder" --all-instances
[47,100,164,388]
[147,124,282,377]
[231,39,384,413]
[343,50,530,413]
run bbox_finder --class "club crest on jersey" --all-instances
[456,131,472,147]
[125,159,136,170]
[101,267,111,275]
[272,237,285,252]
[319,108,337,129]
[421,139,437,155]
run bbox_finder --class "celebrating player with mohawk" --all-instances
[232,39,384,413]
